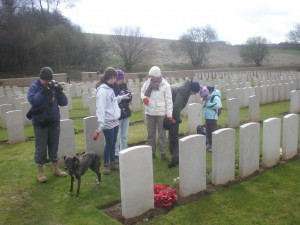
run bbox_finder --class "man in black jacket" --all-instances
[168,79,200,168]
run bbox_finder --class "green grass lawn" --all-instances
[0,97,299,224]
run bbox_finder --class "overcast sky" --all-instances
[62,0,300,45]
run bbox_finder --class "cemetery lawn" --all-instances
[0,97,300,224]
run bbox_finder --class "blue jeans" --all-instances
[34,125,60,164]
[103,125,119,165]
[115,117,130,156]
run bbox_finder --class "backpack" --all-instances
[210,95,222,117]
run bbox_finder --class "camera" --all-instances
[47,80,63,91]
[124,90,132,98]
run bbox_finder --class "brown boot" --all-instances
[53,162,67,177]
[37,164,47,183]
[110,161,119,171]
[103,164,111,175]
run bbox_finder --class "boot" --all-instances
[110,161,119,171]
[37,164,47,183]
[103,164,111,175]
[53,162,67,177]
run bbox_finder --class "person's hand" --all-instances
[40,85,50,94]
[55,83,63,92]
[167,116,173,122]
[120,93,131,100]
[143,97,149,105]
[93,131,99,141]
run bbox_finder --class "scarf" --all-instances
[145,77,162,97]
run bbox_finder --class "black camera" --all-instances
[124,90,132,98]
[47,80,63,91]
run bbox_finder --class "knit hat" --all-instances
[40,67,53,81]
[116,69,125,80]
[207,86,215,93]
[190,81,200,93]
[148,66,161,77]
[200,86,209,97]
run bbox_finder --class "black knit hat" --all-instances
[190,81,200,93]
[40,67,53,81]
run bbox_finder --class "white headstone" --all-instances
[239,122,260,177]
[131,93,141,112]
[290,90,300,113]
[249,95,260,122]
[119,145,154,219]
[6,110,25,143]
[0,104,13,128]
[58,119,76,157]
[89,96,96,116]
[179,134,206,197]
[21,102,32,126]
[212,128,235,185]
[59,106,69,120]
[227,98,240,128]
[188,103,202,134]
[262,118,281,167]
[84,116,104,155]
[282,114,299,160]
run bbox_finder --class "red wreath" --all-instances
[154,184,177,208]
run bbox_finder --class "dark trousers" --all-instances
[103,126,119,165]
[205,119,217,146]
[169,123,179,164]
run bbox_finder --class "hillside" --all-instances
[147,38,300,69]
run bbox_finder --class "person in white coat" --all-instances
[141,66,173,160]
[94,67,130,175]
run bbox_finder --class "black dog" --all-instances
[64,152,101,198]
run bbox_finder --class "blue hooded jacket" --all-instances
[204,89,222,120]
[27,79,68,127]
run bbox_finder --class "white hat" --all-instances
[148,66,161,77]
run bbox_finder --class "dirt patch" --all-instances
[99,154,300,224]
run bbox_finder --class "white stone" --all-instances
[282,114,299,160]
[227,98,240,128]
[0,104,13,128]
[58,119,76,157]
[290,90,300,113]
[212,128,235,185]
[6,110,25,143]
[21,102,32,126]
[188,103,202,134]
[119,145,154,219]
[84,116,104,155]
[89,96,96,116]
[262,118,281,167]
[131,93,141,112]
[249,95,260,122]
[179,134,206,197]
[59,106,69,120]
[239,122,260,177]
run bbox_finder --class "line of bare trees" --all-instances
[1,0,300,77]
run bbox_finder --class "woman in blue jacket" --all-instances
[202,86,222,152]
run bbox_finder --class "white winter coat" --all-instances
[141,78,173,117]
[96,83,120,130]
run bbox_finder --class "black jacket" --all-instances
[113,83,132,120]
[170,79,192,123]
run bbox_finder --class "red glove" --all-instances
[167,116,173,121]
[143,98,149,105]
[93,131,99,141]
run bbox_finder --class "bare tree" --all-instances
[240,36,269,67]
[176,26,217,67]
[29,0,76,13]
[287,23,300,43]
[286,23,300,50]
[110,26,152,72]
